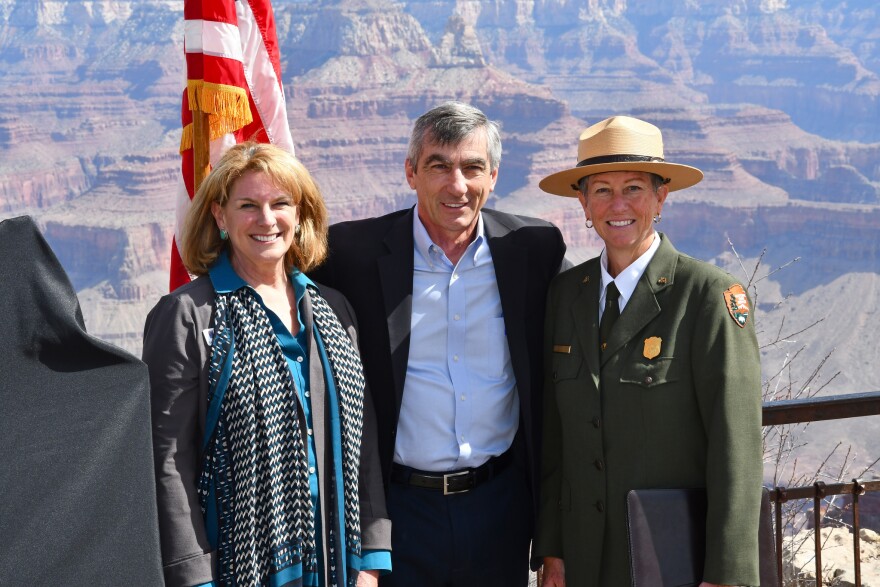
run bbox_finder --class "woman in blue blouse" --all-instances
[143,142,391,587]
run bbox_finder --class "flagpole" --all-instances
[192,110,211,192]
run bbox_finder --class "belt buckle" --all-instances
[443,470,471,495]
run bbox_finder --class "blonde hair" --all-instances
[180,142,329,275]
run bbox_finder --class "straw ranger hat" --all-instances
[539,116,704,197]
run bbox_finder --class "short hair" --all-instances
[180,142,328,276]
[406,101,502,171]
[579,172,666,194]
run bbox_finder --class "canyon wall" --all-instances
[0,0,877,403]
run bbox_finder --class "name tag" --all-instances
[553,345,572,354]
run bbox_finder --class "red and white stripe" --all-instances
[171,0,293,291]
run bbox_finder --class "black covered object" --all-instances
[626,487,778,587]
[0,216,162,585]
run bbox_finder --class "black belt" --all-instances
[391,450,512,495]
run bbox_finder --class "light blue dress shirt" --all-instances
[393,208,519,472]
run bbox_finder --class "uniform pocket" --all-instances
[551,351,583,383]
[560,478,572,511]
[619,357,679,388]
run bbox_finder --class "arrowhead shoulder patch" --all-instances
[724,284,750,328]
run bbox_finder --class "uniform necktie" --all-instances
[600,282,620,353]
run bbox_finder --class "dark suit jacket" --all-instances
[310,206,567,527]
[143,275,390,587]
[535,234,763,587]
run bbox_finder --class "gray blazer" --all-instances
[143,275,390,587]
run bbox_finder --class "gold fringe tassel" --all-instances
[179,122,193,154]
[182,79,253,152]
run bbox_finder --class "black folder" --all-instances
[626,487,777,587]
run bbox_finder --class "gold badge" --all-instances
[553,345,572,354]
[724,284,750,328]
[643,337,661,360]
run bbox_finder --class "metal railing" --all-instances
[763,391,880,587]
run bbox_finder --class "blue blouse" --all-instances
[200,255,390,586]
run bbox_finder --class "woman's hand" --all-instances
[356,569,379,587]
[540,557,565,587]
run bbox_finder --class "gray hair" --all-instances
[407,101,502,171]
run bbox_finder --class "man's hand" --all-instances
[356,570,379,587]
[540,557,565,587]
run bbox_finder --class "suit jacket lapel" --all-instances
[571,262,602,390]
[483,211,529,390]
[377,208,416,409]
[602,235,677,365]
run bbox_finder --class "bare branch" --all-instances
[754,256,801,284]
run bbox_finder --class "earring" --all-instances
[585,219,593,229]
[653,214,661,224]
[219,228,228,240]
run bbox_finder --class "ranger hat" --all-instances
[539,115,704,197]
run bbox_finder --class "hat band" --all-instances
[576,154,666,167]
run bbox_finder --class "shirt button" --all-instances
[304,391,310,398]
[453,355,459,362]
[307,428,313,436]
[460,394,466,401]
[595,500,604,512]
[592,417,601,429]
[594,459,605,471]
[309,466,315,474]
[454,314,461,321]
[460,435,465,441]
[644,376,653,385]
[296,356,304,363]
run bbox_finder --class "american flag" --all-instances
[172,0,294,290]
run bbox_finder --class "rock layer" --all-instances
[0,0,877,396]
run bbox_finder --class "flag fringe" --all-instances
[180,123,193,154]
[184,79,253,145]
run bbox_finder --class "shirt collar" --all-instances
[412,205,487,269]
[600,231,661,307]
[208,249,316,307]
[208,250,246,293]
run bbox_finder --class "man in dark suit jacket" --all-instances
[310,101,567,586]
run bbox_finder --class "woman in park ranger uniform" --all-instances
[535,116,763,587]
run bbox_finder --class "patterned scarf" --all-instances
[198,285,364,587]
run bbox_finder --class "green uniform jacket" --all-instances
[535,234,762,586]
